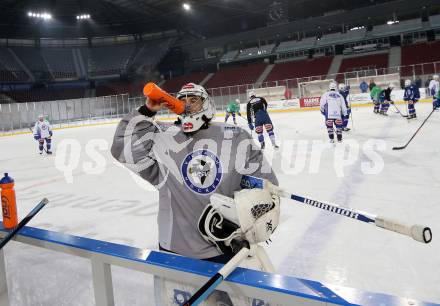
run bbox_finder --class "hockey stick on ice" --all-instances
[393,108,436,150]
[0,198,49,249]
[240,176,432,244]
[183,246,250,306]
[390,103,408,117]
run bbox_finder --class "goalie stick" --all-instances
[0,198,49,249]
[240,176,432,244]
[393,108,436,150]
[183,246,250,306]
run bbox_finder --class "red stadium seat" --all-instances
[264,57,333,83]
[401,41,440,76]
[205,63,267,88]
[162,72,209,93]
[338,53,389,74]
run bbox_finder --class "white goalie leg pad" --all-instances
[228,246,277,306]
[153,249,277,306]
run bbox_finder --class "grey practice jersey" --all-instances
[111,105,278,259]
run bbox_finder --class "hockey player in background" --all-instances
[33,114,53,155]
[338,83,351,131]
[111,83,280,306]
[320,82,348,143]
[434,88,440,110]
[370,84,382,114]
[224,98,242,125]
[429,74,439,110]
[378,83,394,116]
[247,91,279,150]
[403,79,420,120]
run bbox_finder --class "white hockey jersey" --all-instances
[429,79,439,96]
[320,91,348,119]
[33,120,52,139]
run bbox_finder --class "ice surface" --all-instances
[0,102,439,305]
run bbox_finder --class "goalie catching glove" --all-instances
[198,187,280,254]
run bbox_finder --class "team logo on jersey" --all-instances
[181,149,222,194]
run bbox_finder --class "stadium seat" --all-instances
[86,44,136,77]
[338,53,389,77]
[0,48,30,82]
[5,88,86,103]
[162,71,209,93]
[41,48,77,79]
[401,41,440,76]
[264,57,334,84]
[129,38,174,76]
[205,62,267,89]
[12,47,52,80]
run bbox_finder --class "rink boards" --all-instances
[0,223,438,306]
[0,98,434,137]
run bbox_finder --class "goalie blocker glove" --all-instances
[198,188,280,255]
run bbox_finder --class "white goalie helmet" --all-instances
[405,79,412,87]
[329,81,337,91]
[433,75,439,80]
[388,83,395,89]
[176,83,215,133]
[338,83,346,91]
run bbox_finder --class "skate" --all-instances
[329,139,335,144]
[338,139,343,143]
[373,109,379,114]
[342,127,351,132]
[39,150,43,155]
[47,151,53,155]
[273,144,279,150]
[260,142,265,150]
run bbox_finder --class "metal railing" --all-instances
[1,61,439,134]
[0,224,350,306]
[0,223,436,306]
[203,61,440,106]
[0,94,129,134]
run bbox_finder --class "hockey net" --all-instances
[346,73,401,94]
[298,79,333,98]
[246,86,287,101]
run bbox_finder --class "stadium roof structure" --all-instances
[0,0,439,39]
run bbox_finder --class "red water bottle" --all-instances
[0,173,18,229]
